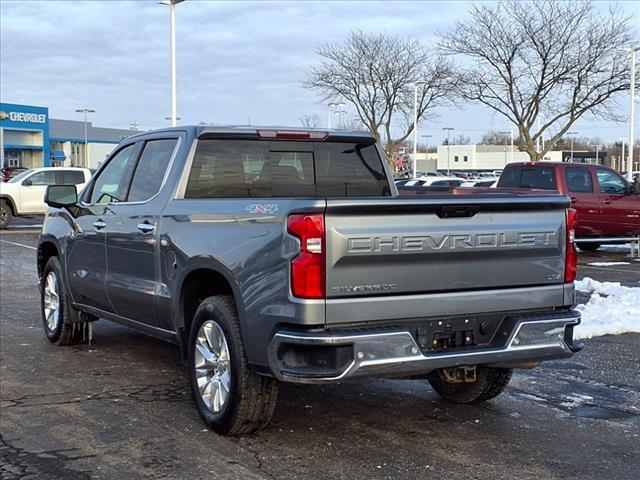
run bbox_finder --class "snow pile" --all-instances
[573,277,640,339]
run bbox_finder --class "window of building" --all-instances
[127,139,178,202]
[463,156,468,162]
[89,144,138,204]
[454,156,459,162]
[185,139,389,198]
[566,167,594,193]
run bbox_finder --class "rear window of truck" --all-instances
[185,139,390,198]
[498,166,557,190]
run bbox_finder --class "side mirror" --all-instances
[22,179,32,186]
[45,185,78,208]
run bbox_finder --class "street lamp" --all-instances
[160,0,185,127]
[567,131,578,162]
[625,47,639,181]
[75,108,95,168]
[442,127,455,175]
[412,81,426,178]
[620,139,627,173]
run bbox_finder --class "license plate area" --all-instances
[416,315,504,353]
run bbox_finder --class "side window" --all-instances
[596,169,627,194]
[60,170,85,185]
[127,139,177,202]
[25,170,56,186]
[566,167,594,193]
[89,144,138,204]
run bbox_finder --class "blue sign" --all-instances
[0,103,51,166]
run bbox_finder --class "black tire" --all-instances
[577,242,601,252]
[187,295,279,435]
[0,200,12,229]
[427,366,513,404]
[41,257,89,346]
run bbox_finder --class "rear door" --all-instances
[563,165,602,237]
[595,168,640,236]
[104,136,180,327]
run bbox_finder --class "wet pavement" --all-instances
[1,224,639,479]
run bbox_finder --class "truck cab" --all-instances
[498,162,640,248]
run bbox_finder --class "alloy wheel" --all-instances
[43,271,60,331]
[194,320,231,413]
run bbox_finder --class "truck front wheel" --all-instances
[187,295,279,435]
[0,200,12,229]
[427,366,513,404]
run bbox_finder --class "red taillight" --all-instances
[565,208,578,282]
[287,213,325,299]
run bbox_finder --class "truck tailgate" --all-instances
[325,194,569,298]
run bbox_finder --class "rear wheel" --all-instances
[41,257,90,345]
[188,295,279,435]
[427,366,513,403]
[0,200,12,229]
[577,242,601,252]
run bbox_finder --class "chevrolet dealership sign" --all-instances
[0,110,47,124]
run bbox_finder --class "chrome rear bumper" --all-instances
[268,312,581,383]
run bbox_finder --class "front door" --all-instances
[67,142,140,312]
[104,137,179,327]
[20,169,57,213]
[596,168,640,236]
[564,165,602,237]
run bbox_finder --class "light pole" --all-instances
[75,108,95,168]
[160,0,184,127]
[620,139,626,173]
[567,131,578,162]
[592,144,601,165]
[499,131,510,166]
[442,127,454,175]
[626,47,639,181]
[412,81,426,178]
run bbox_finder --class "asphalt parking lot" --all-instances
[1,219,639,480]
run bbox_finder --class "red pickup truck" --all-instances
[497,162,640,251]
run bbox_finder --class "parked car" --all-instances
[1,166,28,182]
[39,126,582,435]
[497,162,640,250]
[0,167,91,228]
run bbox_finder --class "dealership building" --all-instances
[0,102,134,170]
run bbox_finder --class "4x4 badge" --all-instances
[245,204,279,215]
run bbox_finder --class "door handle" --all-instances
[570,197,577,203]
[93,219,106,230]
[137,221,155,233]
[602,200,612,205]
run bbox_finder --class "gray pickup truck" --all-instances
[38,127,582,435]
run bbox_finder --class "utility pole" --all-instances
[621,140,626,173]
[75,108,95,168]
[442,127,454,175]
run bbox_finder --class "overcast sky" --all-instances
[1,0,637,144]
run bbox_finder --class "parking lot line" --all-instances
[0,239,37,251]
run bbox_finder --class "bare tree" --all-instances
[299,114,322,128]
[439,0,637,160]
[303,31,458,159]
[480,130,512,145]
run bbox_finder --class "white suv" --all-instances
[0,167,91,228]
